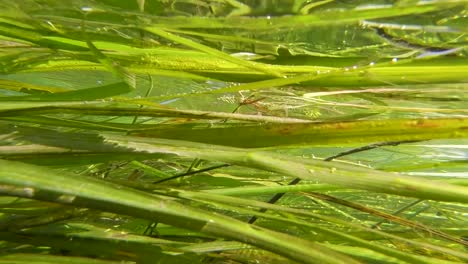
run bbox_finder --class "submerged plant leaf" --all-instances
[131,118,468,147]
[0,1,466,263]
[0,159,360,264]
[103,135,468,203]
[0,82,131,101]
[0,254,132,264]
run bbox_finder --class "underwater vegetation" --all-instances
[0,1,467,263]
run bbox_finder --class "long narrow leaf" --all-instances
[0,159,359,264]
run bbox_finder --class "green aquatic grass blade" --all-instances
[143,27,284,77]
[0,17,35,30]
[13,0,462,30]
[203,178,468,196]
[0,159,360,264]
[16,56,468,90]
[173,190,463,264]
[0,151,167,166]
[0,82,131,101]
[0,124,128,152]
[0,22,43,43]
[0,116,131,132]
[0,199,65,216]
[0,105,312,124]
[326,244,460,264]
[102,135,468,203]
[149,182,468,262]
[246,151,468,203]
[0,101,102,111]
[300,192,467,246]
[131,118,468,147]
[143,2,461,29]
[203,183,340,196]
[0,79,68,93]
[0,226,199,263]
[0,23,88,51]
[0,254,129,264]
[162,28,282,55]
[14,61,211,81]
[2,116,465,149]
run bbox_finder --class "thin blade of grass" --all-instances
[0,82,131,101]
[143,27,284,78]
[0,159,360,264]
[130,118,468,147]
[0,254,132,264]
[103,134,468,203]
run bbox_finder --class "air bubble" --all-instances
[81,6,93,12]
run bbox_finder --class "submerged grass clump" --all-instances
[0,1,467,263]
